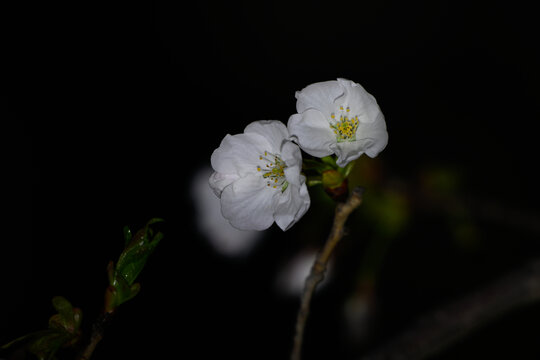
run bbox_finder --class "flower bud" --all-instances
[322,169,348,202]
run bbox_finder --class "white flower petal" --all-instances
[193,167,263,257]
[220,175,278,231]
[211,133,271,177]
[356,119,389,158]
[331,120,388,167]
[287,111,334,158]
[337,78,383,125]
[244,120,290,153]
[280,140,304,187]
[290,79,388,166]
[295,80,344,119]
[274,182,310,231]
[331,142,365,167]
[211,120,311,231]
[283,166,302,187]
[294,182,311,221]
[209,171,240,197]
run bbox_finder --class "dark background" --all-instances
[5,0,540,359]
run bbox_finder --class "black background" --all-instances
[5,0,540,359]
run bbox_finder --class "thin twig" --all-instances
[291,187,365,360]
[77,312,113,360]
[361,258,540,360]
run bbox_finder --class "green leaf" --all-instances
[1,332,38,350]
[2,297,82,359]
[105,219,164,312]
[123,226,132,247]
[146,217,165,226]
[28,330,70,360]
[51,296,72,317]
[128,283,141,300]
[116,233,162,286]
[115,220,163,286]
[108,274,141,309]
[49,297,77,333]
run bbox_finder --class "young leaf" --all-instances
[105,218,164,312]
[123,225,132,247]
[2,297,82,360]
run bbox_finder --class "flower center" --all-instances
[330,105,359,143]
[257,151,289,192]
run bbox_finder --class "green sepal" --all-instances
[321,155,337,167]
[306,176,323,187]
[302,159,333,174]
[337,159,355,178]
[303,155,355,177]
[303,156,359,201]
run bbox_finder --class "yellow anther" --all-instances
[258,150,288,191]
[329,106,359,143]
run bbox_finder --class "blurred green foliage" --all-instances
[2,219,164,360]
[1,296,82,360]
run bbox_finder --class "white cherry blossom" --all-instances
[288,78,388,167]
[209,120,310,231]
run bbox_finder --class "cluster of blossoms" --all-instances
[209,78,388,231]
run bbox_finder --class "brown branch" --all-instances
[291,187,365,360]
[77,332,102,360]
[77,312,113,360]
[361,258,540,360]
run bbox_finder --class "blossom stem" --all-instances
[306,177,322,187]
[291,187,365,360]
